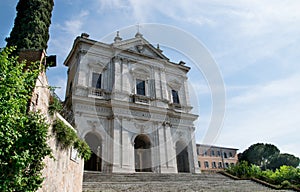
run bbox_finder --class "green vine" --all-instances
[48,95,63,115]
[0,47,52,191]
[52,119,91,160]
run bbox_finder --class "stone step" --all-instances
[82,172,294,192]
[83,171,227,183]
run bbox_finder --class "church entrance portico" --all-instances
[134,134,152,172]
[84,132,102,172]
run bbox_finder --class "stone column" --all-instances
[159,123,177,173]
[190,127,201,173]
[160,68,168,101]
[121,59,131,95]
[113,57,122,92]
[111,117,135,173]
[76,50,88,87]
[121,119,135,173]
[183,78,190,107]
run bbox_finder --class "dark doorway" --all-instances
[134,134,152,172]
[84,132,102,171]
[176,141,190,173]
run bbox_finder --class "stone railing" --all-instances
[168,103,193,112]
[88,88,111,100]
[131,94,151,105]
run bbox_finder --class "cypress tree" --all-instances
[5,0,54,51]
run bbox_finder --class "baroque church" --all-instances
[64,32,200,174]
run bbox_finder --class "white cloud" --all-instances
[121,0,300,77]
[229,74,300,105]
[97,0,128,10]
[216,73,300,157]
[63,20,83,37]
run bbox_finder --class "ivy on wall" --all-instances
[52,119,91,160]
[49,94,91,161]
[0,47,52,191]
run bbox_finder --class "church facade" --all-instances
[64,32,200,173]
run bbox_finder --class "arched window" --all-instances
[218,162,222,168]
[204,161,209,168]
[212,162,217,168]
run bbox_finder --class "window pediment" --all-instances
[168,79,182,90]
[130,65,150,79]
[88,61,107,72]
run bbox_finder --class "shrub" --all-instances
[227,161,253,178]
[281,180,292,188]
[227,159,300,189]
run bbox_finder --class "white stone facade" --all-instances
[64,32,200,173]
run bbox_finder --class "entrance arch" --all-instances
[84,132,102,171]
[176,141,190,173]
[134,134,152,172]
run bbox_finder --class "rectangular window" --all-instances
[211,150,215,156]
[171,90,180,104]
[92,73,101,89]
[198,161,201,168]
[136,79,146,95]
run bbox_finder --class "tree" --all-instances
[239,143,280,170]
[268,153,300,171]
[5,0,54,52]
[0,47,52,191]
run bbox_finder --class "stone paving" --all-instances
[83,172,294,192]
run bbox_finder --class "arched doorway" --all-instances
[134,134,152,172]
[176,141,190,173]
[84,132,102,171]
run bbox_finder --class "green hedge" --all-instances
[226,161,300,189]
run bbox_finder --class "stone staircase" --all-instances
[83,171,293,192]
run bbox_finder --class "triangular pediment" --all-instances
[112,35,169,60]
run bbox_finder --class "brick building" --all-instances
[197,144,238,171]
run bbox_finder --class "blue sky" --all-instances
[1,0,300,157]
